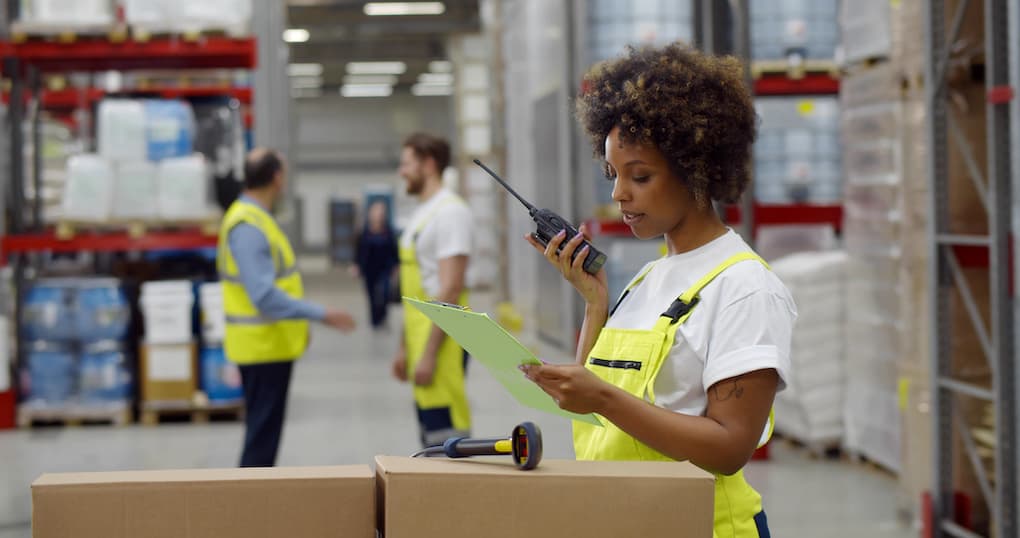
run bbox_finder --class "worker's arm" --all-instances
[524,289,792,475]
[523,364,777,475]
[228,223,325,321]
[524,224,609,365]
[414,254,468,385]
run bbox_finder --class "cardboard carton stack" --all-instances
[32,466,375,538]
[840,0,991,528]
[32,459,717,538]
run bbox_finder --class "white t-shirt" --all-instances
[399,188,473,297]
[606,229,796,430]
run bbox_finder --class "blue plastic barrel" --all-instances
[200,346,243,403]
[79,341,132,403]
[22,280,77,342]
[24,342,76,404]
[76,279,130,343]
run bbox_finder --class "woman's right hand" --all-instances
[525,222,608,308]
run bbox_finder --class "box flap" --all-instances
[33,465,373,488]
[374,456,713,481]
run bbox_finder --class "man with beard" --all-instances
[218,147,356,466]
[391,133,473,447]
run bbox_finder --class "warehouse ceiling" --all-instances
[285,0,481,94]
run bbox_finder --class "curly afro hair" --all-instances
[576,42,757,205]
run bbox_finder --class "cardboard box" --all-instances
[32,466,375,538]
[140,341,197,403]
[375,456,714,538]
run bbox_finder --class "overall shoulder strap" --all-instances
[659,252,769,326]
[608,258,662,317]
[411,193,461,239]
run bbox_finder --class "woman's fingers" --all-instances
[560,233,584,273]
[578,222,593,242]
[544,230,566,261]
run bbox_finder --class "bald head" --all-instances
[244,148,284,190]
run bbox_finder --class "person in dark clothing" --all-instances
[350,199,400,330]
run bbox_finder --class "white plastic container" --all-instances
[121,0,166,28]
[158,154,211,220]
[199,282,225,345]
[62,154,113,222]
[19,0,114,26]
[98,100,147,163]
[123,0,251,34]
[112,161,158,220]
[140,280,195,344]
[176,0,252,34]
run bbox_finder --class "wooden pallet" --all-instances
[55,218,221,240]
[841,450,899,477]
[17,402,131,428]
[140,398,244,426]
[751,59,840,80]
[9,21,128,44]
[129,25,250,43]
[772,432,843,459]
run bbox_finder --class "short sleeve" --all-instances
[702,290,794,392]
[432,203,473,259]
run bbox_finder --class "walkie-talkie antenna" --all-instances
[473,159,537,213]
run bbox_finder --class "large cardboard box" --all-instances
[32,466,375,538]
[140,341,197,403]
[375,456,714,538]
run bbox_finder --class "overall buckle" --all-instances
[662,296,699,324]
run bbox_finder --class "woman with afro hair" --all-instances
[520,42,796,538]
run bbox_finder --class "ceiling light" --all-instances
[288,63,323,77]
[343,74,399,85]
[418,72,453,84]
[364,2,446,16]
[341,84,394,97]
[428,60,452,73]
[411,83,452,96]
[283,28,310,43]
[346,61,407,75]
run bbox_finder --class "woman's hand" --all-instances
[524,222,608,308]
[519,362,615,415]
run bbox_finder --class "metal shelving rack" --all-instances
[925,0,1016,536]
[0,31,257,428]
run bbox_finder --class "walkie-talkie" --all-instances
[473,159,607,275]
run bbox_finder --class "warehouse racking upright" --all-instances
[0,12,257,427]
[925,0,1017,536]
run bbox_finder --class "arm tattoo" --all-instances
[712,379,744,401]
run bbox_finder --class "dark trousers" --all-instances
[238,361,293,467]
[363,276,390,328]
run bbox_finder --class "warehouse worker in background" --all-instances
[391,133,473,447]
[218,148,356,467]
[521,43,796,538]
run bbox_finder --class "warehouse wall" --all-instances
[292,92,455,250]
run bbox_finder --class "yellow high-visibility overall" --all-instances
[574,253,775,538]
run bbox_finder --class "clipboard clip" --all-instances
[428,300,471,311]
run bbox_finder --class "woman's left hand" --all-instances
[519,363,614,415]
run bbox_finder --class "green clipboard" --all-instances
[405,297,602,426]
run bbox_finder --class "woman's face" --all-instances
[605,126,695,240]
[368,201,387,229]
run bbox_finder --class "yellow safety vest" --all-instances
[399,196,471,435]
[217,199,309,364]
[573,252,776,538]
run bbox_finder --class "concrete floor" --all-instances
[0,271,914,538]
